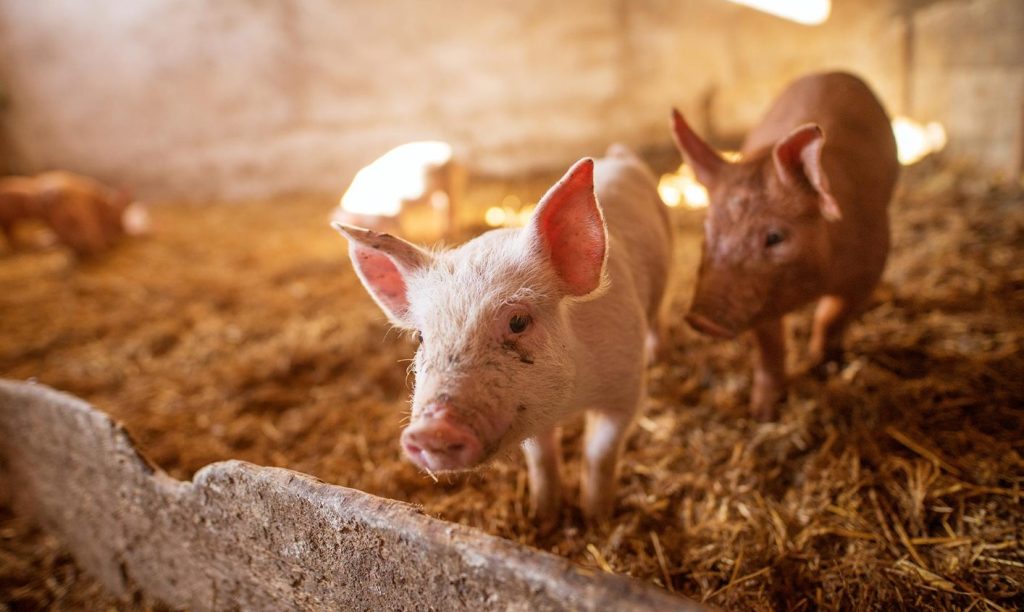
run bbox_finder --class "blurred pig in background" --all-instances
[0,170,147,257]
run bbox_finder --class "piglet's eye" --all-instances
[765,230,785,248]
[509,314,531,334]
[415,331,424,345]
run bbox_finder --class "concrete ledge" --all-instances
[0,380,701,611]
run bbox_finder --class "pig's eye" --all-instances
[765,230,785,248]
[508,314,531,334]
[415,331,424,345]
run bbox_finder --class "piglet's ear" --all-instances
[528,158,608,297]
[671,108,726,188]
[332,223,431,328]
[773,124,842,222]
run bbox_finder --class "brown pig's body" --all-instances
[0,171,136,256]
[672,71,899,419]
[743,73,898,298]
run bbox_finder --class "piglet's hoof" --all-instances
[804,348,845,380]
[530,498,562,535]
[750,384,784,421]
[580,489,616,528]
[532,511,560,536]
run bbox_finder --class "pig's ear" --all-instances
[527,158,608,298]
[332,223,431,328]
[773,124,842,222]
[671,108,725,187]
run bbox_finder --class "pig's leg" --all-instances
[751,317,786,421]
[645,317,665,363]
[523,427,563,527]
[807,293,866,373]
[0,222,14,250]
[581,406,635,523]
[647,288,674,364]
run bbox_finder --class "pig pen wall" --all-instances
[0,0,1022,201]
[0,380,700,611]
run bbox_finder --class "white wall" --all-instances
[0,0,1019,201]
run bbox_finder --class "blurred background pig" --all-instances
[672,72,899,420]
[335,147,672,523]
[0,170,145,256]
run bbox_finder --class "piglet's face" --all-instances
[336,158,607,473]
[671,111,841,336]
[400,247,574,472]
[689,164,830,335]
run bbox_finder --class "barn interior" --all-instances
[1,0,1022,609]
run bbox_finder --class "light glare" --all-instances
[892,116,947,165]
[658,164,709,209]
[340,141,453,217]
[727,0,831,25]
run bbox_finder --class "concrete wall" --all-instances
[0,380,700,610]
[911,0,1024,175]
[0,0,1020,201]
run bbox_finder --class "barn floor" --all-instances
[1,159,1022,610]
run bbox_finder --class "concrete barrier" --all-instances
[0,380,702,611]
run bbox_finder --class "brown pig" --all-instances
[671,71,899,419]
[0,171,141,256]
[35,173,114,256]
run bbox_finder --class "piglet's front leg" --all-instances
[751,317,786,421]
[523,427,563,530]
[580,408,634,523]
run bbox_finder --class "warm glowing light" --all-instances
[658,164,709,209]
[340,141,453,217]
[891,116,947,165]
[485,200,535,228]
[430,191,449,210]
[485,206,508,227]
[727,0,831,25]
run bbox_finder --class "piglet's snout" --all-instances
[401,406,483,472]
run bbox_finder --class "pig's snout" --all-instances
[685,312,738,339]
[401,408,484,472]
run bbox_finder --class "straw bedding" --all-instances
[1,159,1021,610]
